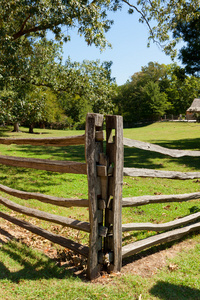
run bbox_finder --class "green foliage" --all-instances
[173,9,200,76]
[1,0,200,129]
[57,59,117,127]
[1,0,199,83]
[113,62,200,122]
[164,65,200,114]
[113,62,171,122]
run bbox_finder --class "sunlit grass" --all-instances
[0,122,200,299]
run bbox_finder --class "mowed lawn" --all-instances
[0,121,200,300]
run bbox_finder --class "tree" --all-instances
[113,62,200,122]
[142,81,169,120]
[0,39,64,131]
[164,65,200,115]
[21,86,64,133]
[113,62,170,123]
[57,59,117,127]
[173,12,200,76]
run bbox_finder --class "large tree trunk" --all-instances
[12,122,20,132]
[29,124,34,134]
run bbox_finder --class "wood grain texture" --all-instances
[122,192,200,207]
[0,183,89,207]
[0,132,103,146]
[106,115,124,273]
[123,138,200,158]
[0,195,91,232]
[0,211,89,257]
[85,113,104,280]
[0,135,85,146]
[122,222,200,258]
[122,212,200,231]
[123,167,200,179]
[0,195,107,236]
[0,155,87,174]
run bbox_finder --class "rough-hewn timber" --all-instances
[0,155,87,174]
[0,131,104,146]
[122,222,200,258]
[122,192,200,207]
[122,212,200,232]
[0,195,108,237]
[0,184,89,207]
[105,115,124,273]
[85,113,104,280]
[0,211,89,257]
[123,138,200,158]
[0,135,85,146]
[123,167,200,179]
[0,195,90,232]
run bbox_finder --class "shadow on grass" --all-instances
[0,164,87,195]
[0,126,54,137]
[0,239,76,282]
[150,281,200,300]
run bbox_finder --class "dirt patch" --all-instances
[0,217,199,283]
[121,238,197,277]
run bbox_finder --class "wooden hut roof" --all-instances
[187,98,200,112]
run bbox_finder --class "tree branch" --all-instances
[13,23,50,40]
[12,17,64,40]
[122,0,157,43]
[20,15,32,34]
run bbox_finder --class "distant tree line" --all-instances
[113,62,200,124]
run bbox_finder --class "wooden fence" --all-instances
[121,138,200,260]
[0,113,123,280]
[0,113,200,280]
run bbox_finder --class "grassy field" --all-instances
[0,122,200,299]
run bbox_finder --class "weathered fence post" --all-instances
[85,113,105,280]
[105,115,124,272]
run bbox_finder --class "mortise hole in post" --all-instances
[107,129,116,144]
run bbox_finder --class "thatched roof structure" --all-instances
[187,98,200,112]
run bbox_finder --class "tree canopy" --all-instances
[173,11,200,76]
[113,62,200,123]
[1,0,199,62]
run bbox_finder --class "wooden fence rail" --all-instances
[121,136,200,264]
[0,184,89,207]
[0,135,86,146]
[0,131,104,147]
[0,155,87,174]
[122,222,200,258]
[123,167,200,179]
[123,137,200,157]
[122,191,200,207]
[0,211,89,257]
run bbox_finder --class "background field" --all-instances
[0,121,200,299]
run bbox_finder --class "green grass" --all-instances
[0,122,200,299]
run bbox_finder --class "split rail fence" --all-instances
[0,113,124,280]
[0,113,200,280]
[122,137,200,260]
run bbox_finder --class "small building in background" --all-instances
[186,98,200,120]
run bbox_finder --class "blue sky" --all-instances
[61,7,182,85]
